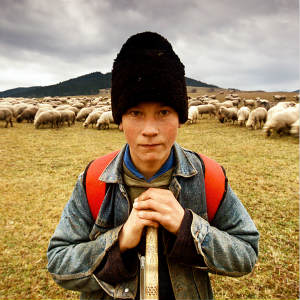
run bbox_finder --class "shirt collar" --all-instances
[124,144,174,183]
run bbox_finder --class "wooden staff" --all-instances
[143,226,159,299]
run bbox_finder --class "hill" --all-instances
[0,72,219,98]
[0,86,42,97]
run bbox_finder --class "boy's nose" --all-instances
[141,119,159,136]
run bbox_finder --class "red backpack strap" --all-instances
[84,150,120,220]
[199,153,226,222]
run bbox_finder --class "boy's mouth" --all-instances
[140,143,161,148]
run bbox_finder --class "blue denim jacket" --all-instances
[47,143,259,300]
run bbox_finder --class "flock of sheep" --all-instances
[187,93,299,137]
[0,93,299,137]
[0,96,115,130]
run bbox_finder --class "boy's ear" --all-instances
[119,123,123,131]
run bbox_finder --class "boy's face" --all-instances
[119,102,180,175]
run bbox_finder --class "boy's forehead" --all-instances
[129,101,171,109]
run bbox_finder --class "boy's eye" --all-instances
[159,110,169,116]
[129,110,142,117]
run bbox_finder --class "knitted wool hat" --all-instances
[111,31,188,124]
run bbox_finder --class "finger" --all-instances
[137,210,161,223]
[142,220,159,228]
[135,192,152,202]
[133,199,161,211]
[136,187,164,201]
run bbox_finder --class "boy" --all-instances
[47,31,259,300]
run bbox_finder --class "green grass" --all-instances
[0,118,298,299]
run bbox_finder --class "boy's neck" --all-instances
[124,145,174,182]
[137,162,165,180]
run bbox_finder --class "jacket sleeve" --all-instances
[190,184,259,277]
[166,209,206,267]
[47,174,137,298]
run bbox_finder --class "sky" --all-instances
[0,0,299,92]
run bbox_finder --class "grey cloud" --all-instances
[0,0,298,91]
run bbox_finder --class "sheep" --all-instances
[276,101,295,108]
[34,110,61,129]
[0,107,13,127]
[273,95,286,101]
[266,102,295,122]
[188,100,203,107]
[221,100,234,108]
[263,106,299,136]
[237,106,250,126]
[197,104,216,118]
[290,119,299,137]
[293,95,299,101]
[217,106,238,124]
[187,106,198,124]
[96,111,114,130]
[72,102,85,109]
[55,104,73,111]
[37,103,53,109]
[16,105,38,123]
[12,103,28,118]
[67,106,79,116]
[76,107,94,122]
[242,99,256,109]
[256,99,271,110]
[59,110,75,127]
[34,108,52,122]
[246,107,268,130]
[83,109,103,128]
[207,99,220,106]
[231,98,241,107]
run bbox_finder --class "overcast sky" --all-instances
[0,0,299,92]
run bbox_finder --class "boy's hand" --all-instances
[119,205,159,253]
[133,188,184,235]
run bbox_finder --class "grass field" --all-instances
[0,113,299,299]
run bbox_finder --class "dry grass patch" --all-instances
[0,118,298,299]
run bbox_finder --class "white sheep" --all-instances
[293,95,299,101]
[188,100,203,107]
[0,107,13,127]
[197,104,216,118]
[237,106,250,126]
[96,111,114,130]
[273,95,286,101]
[16,105,38,123]
[59,110,75,127]
[187,106,198,124]
[266,102,295,122]
[246,107,267,130]
[34,108,53,123]
[242,99,256,108]
[290,119,299,137]
[34,110,61,129]
[217,106,238,124]
[37,103,53,109]
[256,99,270,110]
[263,106,299,136]
[12,103,28,118]
[221,100,234,108]
[83,109,103,128]
[76,107,94,122]
[55,104,72,111]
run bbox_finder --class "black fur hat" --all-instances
[111,31,188,124]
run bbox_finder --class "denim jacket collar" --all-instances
[99,142,198,184]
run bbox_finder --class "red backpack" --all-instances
[84,150,226,223]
